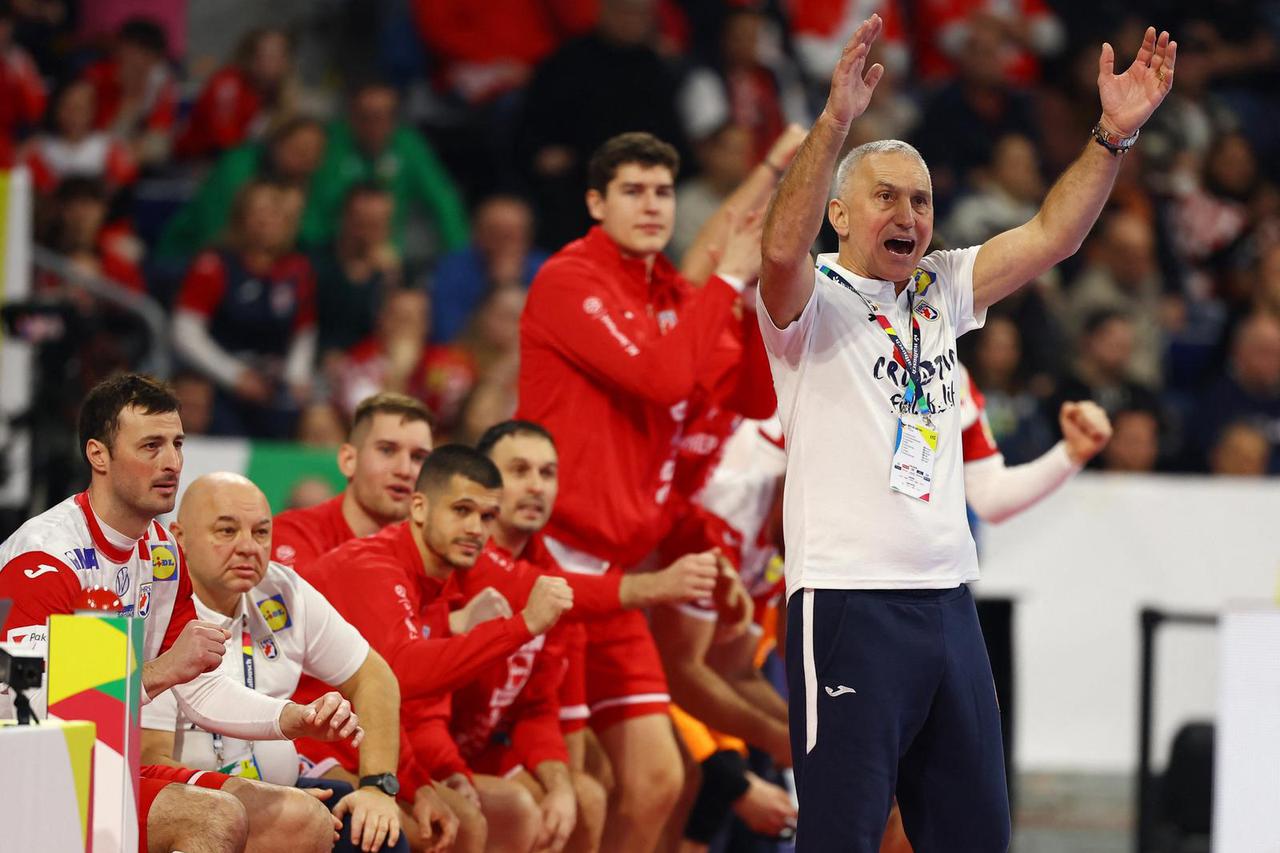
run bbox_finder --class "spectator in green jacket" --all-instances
[157,116,326,261]
[299,80,468,254]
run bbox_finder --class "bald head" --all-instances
[173,472,273,610]
[179,472,268,525]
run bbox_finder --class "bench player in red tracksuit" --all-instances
[515,130,775,853]
[292,445,575,853]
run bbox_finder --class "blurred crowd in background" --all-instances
[4,0,1280,507]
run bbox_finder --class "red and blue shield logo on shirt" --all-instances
[259,636,279,660]
[137,582,152,618]
[914,301,939,322]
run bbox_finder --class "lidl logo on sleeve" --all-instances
[257,595,292,631]
[151,545,178,581]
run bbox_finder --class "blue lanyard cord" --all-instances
[818,265,931,416]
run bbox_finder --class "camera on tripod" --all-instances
[0,600,44,724]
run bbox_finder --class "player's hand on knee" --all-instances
[414,784,459,853]
[537,785,577,852]
[522,575,574,635]
[442,772,481,810]
[280,691,363,744]
[335,787,402,852]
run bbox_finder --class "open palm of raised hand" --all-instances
[824,14,886,127]
[1098,26,1177,136]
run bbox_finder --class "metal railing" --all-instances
[29,244,171,377]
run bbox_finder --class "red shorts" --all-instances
[139,764,234,853]
[583,607,670,730]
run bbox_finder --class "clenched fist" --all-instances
[155,620,230,688]
[655,551,719,604]
[522,575,574,635]
[1060,401,1113,465]
[450,586,513,634]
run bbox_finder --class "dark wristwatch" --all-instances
[359,773,400,797]
[1091,122,1140,156]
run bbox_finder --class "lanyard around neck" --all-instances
[818,264,931,417]
[212,616,256,762]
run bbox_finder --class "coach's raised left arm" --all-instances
[972,26,1176,313]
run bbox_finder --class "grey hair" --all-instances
[833,139,930,197]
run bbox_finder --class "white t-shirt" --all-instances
[142,562,369,785]
[758,249,987,597]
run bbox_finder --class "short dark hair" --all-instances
[587,132,680,194]
[78,373,179,465]
[415,444,502,494]
[475,420,556,458]
[349,392,433,442]
[117,17,168,56]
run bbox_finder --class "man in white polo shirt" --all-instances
[758,13,1176,851]
[141,473,457,853]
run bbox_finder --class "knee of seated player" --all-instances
[477,775,542,847]
[571,769,608,831]
[613,741,684,817]
[149,785,249,853]
[434,781,488,853]
[228,779,335,852]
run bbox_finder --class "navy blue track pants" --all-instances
[785,585,1011,852]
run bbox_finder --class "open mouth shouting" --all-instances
[884,237,916,256]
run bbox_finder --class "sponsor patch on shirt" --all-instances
[259,636,279,660]
[151,544,178,581]
[914,301,939,322]
[115,565,130,596]
[64,548,99,573]
[257,594,292,631]
[137,582,153,618]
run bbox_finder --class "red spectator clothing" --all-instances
[335,337,477,427]
[176,66,265,160]
[82,58,178,135]
[450,540,569,775]
[24,133,138,193]
[912,0,1061,85]
[957,361,1000,463]
[0,44,46,167]
[272,495,356,573]
[176,250,317,361]
[516,225,744,569]
[790,0,908,79]
[413,0,588,102]
[292,523,536,781]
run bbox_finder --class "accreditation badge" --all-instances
[890,414,938,502]
[217,752,264,780]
